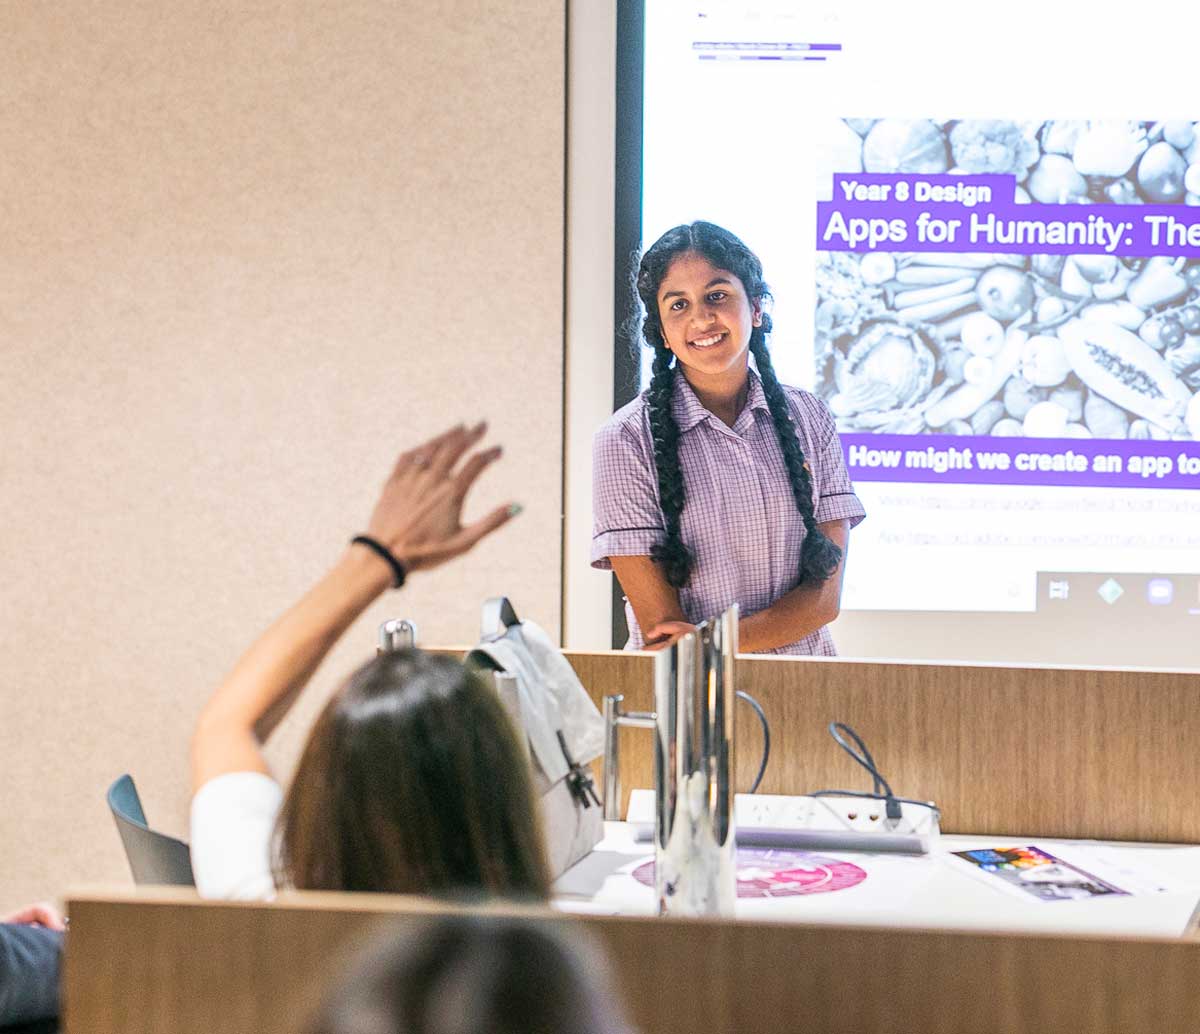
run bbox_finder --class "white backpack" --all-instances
[467,598,605,878]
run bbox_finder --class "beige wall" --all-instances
[0,1,565,910]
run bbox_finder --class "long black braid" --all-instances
[749,326,844,584]
[646,343,689,586]
[637,221,843,589]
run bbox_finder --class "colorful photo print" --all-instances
[952,845,1130,903]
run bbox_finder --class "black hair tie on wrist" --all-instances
[350,535,407,589]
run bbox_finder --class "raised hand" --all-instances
[364,422,519,574]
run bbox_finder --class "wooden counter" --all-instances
[61,888,1200,1034]
[562,651,1200,843]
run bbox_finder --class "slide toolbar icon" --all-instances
[1097,578,1124,605]
[1147,579,1174,606]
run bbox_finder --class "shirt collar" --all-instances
[671,367,770,434]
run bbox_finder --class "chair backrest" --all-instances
[106,774,195,887]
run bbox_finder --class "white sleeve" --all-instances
[189,771,284,900]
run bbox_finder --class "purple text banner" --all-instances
[818,174,1200,257]
[841,433,1200,490]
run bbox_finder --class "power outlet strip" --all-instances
[626,789,939,854]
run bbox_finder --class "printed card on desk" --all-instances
[951,845,1129,903]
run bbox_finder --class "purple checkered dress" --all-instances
[591,369,866,655]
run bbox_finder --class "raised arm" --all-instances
[190,423,517,793]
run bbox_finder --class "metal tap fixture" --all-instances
[377,619,418,653]
[601,695,656,821]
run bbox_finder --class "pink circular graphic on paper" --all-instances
[631,848,867,899]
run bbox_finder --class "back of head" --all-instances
[276,649,551,899]
[310,914,633,1034]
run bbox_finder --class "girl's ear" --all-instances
[752,300,763,328]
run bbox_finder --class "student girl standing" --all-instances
[592,222,865,654]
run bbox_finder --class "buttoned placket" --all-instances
[701,408,774,615]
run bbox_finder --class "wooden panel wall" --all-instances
[63,889,1200,1034]
[566,651,1200,843]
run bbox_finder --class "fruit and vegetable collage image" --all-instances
[815,119,1200,473]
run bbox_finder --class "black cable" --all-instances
[827,721,893,800]
[814,722,919,822]
[736,690,770,794]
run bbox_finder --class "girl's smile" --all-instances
[688,330,727,349]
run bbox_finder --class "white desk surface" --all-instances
[553,821,1200,938]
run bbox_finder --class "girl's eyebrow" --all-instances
[661,277,733,301]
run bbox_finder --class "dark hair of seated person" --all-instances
[274,649,551,899]
[308,914,634,1034]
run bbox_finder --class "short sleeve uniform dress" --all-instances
[591,369,866,655]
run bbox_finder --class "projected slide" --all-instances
[815,125,1199,446]
[639,0,1200,622]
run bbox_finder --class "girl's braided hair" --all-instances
[636,221,842,589]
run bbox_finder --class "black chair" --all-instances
[106,774,195,886]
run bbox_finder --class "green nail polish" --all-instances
[507,503,523,517]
